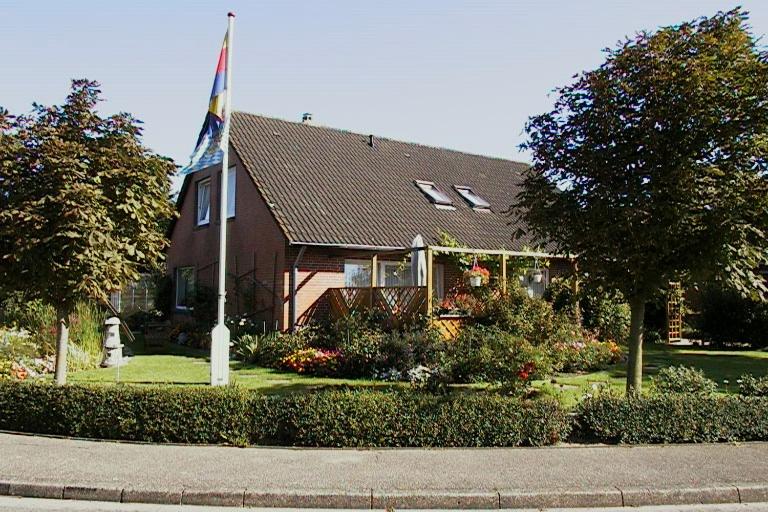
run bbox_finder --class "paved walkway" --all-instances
[0,433,767,509]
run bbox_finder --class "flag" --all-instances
[182,32,229,175]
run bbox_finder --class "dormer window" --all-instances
[454,185,490,210]
[415,180,454,209]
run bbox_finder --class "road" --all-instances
[1,434,768,508]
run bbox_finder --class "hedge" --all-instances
[577,393,768,443]
[0,382,570,447]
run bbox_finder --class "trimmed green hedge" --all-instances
[0,382,570,447]
[577,393,768,443]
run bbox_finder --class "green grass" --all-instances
[534,343,768,407]
[70,339,390,395]
[70,339,767,404]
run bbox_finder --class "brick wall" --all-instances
[167,149,287,328]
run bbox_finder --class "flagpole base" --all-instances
[210,323,230,386]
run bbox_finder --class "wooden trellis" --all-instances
[667,282,683,343]
[327,286,427,327]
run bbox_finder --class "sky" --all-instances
[2,0,766,188]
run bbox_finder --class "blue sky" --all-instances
[2,1,766,181]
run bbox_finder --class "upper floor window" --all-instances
[454,185,490,210]
[414,180,454,209]
[227,166,236,218]
[196,178,211,226]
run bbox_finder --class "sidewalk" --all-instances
[0,433,767,509]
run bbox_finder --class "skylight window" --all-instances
[415,180,453,207]
[454,186,491,210]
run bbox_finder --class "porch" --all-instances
[323,244,565,337]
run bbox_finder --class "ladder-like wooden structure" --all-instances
[667,282,683,343]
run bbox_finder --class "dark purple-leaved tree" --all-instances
[0,80,176,384]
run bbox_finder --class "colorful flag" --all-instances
[182,32,229,174]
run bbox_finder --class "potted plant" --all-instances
[532,268,544,283]
[464,265,490,287]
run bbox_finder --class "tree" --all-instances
[516,9,768,392]
[0,80,176,384]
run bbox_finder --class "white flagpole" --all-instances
[211,12,235,386]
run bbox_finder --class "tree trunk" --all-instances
[571,262,582,325]
[626,296,646,394]
[54,307,70,386]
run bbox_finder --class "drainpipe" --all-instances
[290,246,307,332]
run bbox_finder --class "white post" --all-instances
[211,12,235,386]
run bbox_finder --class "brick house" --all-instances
[167,112,572,331]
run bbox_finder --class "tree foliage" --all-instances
[0,80,176,381]
[516,10,768,390]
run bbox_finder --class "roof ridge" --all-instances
[232,111,530,166]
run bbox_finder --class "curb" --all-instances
[1,480,766,508]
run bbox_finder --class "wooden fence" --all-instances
[327,286,427,328]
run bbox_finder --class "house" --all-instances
[167,112,573,331]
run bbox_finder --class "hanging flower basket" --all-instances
[464,265,490,287]
[532,269,544,283]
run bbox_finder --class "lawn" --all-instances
[537,343,768,406]
[70,340,389,394]
[71,339,767,405]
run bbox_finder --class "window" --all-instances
[175,266,196,310]
[227,166,236,218]
[415,180,454,208]
[380,261,412,287]
[344,259,371,287]
[520,268,549,299]
[196,179,211,226]
[454,186,491,210]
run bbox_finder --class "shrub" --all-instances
[237,329,316,367]
[444,325,552,391]
[0,381,570,447]
[577,392,768,443]
[545,278,630,343]
[280,348,340,375]
[652,365,717,396]
[697,285,768,348]
[739,374,768,397]
[552,337,622,373]
[0,295,105,370]
[0,382,253,445]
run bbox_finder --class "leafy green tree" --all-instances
[517,10,768,392]
[0,80,176,384]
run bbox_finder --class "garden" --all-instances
[2,274,767,447]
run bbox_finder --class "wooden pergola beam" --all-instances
[428,245,562,259]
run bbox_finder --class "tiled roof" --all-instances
[230,112,546,251]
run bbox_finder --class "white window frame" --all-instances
[454,185,491,210]
[226,166,236,219]
[175,266,196,311]
[196,178,211,226]
[414,180,455,209]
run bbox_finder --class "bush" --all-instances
[0,295,105,371]
[0,381,571,447]
[280,348,340,375]
[545,278,630,343]
[577,392,768,443]
[552,337,622,373]
[234,329,315,367]
[444,325,552,391]
[697,285,768,348]
[739,374,768,397]
[652,365,717,396]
